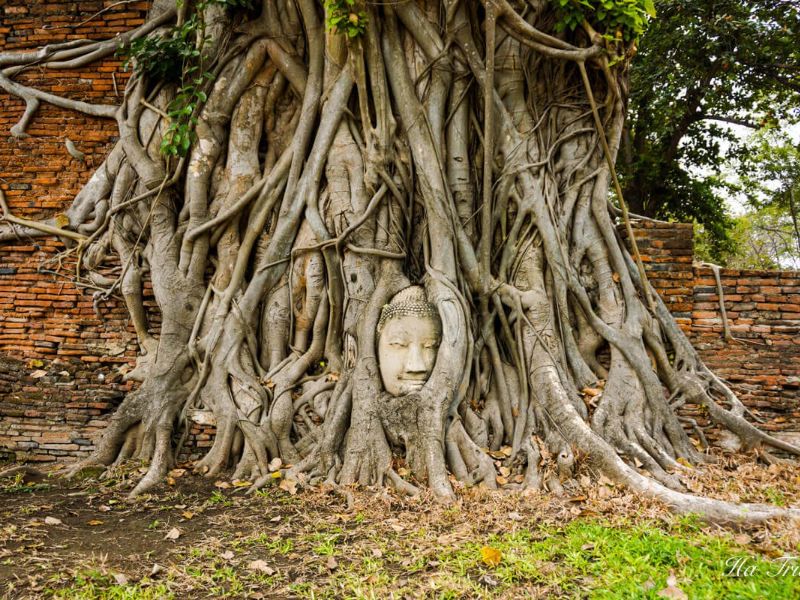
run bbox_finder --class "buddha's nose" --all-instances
[404,344,428,374]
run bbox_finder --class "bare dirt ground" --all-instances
[1,453,799,599]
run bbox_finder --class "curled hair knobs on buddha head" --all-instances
[377,286,441,336]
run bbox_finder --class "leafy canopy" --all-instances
[554,0,656,41]
[619,0,799,261]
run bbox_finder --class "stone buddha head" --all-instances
[377,286,442,396]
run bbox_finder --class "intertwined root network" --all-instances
[0,0,797,522]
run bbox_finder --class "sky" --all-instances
[698,121,800,216]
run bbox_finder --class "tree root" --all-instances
[1,0,796,523]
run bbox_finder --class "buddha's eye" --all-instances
[390,341,408,348]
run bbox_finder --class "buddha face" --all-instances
[378,313,441,396]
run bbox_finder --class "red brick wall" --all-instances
[0,1,151,462]
[0,3,798,464]
[624,221,694,326]
[628,220,800,435]
[690,268,800,430]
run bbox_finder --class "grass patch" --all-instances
[0,472,51,493]
[44,569,174,599]
[296,517,800,599]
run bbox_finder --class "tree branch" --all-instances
[0,72,117,137]
[696,113,758,129]
[0,189,87,242]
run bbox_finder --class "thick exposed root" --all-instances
[1,0,796,522]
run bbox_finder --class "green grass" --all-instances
[45,570,174,599]
[243,531,295,555]
[423,518,800,599]
[301,516,800,599]
[0,472,51,493]
[206,489,232,507]
[33,515,800,599]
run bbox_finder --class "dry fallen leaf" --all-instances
[164,527,181,541]
[657,575,688,600]
[87,520,104,526]
[480,546,502,567]
[214,481,231,489]
[387,521,405,533]
[598,475,614,487]
[181,511,194,520]
[150,564,165,577]
[113,573,128,585]
[30,369,48,379]
[268,457,282,472]
[44,516,62,526]
[279,478,298,495]
[248,559,275,575]
[169,468,186,478]
[326,556,338,571]
[221,550,234,560]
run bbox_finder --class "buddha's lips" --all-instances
[399,379,426,389]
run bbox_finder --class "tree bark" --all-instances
[1,0,798,523]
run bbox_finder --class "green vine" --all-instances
[553,0,656,42]
[325,0,367,38]
[120,16,200,83]
[118,0,253,157]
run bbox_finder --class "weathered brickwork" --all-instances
[0,3,797,464]
[628,220,800,437]
[623,220,695,326]
[0,1,153,462]
[689,268,800,431]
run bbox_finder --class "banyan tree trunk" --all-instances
[1,0,798,522]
